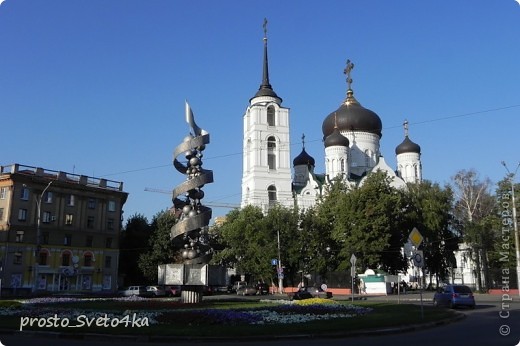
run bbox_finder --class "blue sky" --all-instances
[1,1,519,223]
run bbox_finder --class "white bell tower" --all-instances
[241,19,293,212]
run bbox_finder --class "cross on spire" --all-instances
[344,59,354,90]
[263,18,268,41]
[301,133,306,149]
[403,119,409,137]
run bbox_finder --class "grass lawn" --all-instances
[0,298,457,338]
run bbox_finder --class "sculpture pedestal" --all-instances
[158,263,226,303]
[180,285,203,304]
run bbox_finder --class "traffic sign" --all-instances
[412,250,424,268]
[409,227,423,248]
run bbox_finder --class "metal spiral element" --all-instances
[171,102,214,265]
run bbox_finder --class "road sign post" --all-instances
[350,254,357,302]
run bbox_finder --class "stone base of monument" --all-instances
[158,263,226,304]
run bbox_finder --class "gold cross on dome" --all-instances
[344,59,354,90]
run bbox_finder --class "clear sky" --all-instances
[1,0,519,223]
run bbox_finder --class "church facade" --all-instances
[241,26,422,213]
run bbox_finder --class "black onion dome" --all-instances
[324,127,350,148]
[293,148,315,167]
[322,90,382,139]
[395,136,421,155]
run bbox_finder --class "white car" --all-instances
[146,286,166,297]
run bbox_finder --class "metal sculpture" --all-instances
[171,101,214,265]
[158,101,225,303]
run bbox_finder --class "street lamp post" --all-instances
[277,230,283,294]
[32,180,53,293]
[502,161,520,297]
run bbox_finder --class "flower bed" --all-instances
[0,296,372,328]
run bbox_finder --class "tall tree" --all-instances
[406,181,459,288]
[119,213,151,286]
[137,210,178,282]
[317,171,410,274]
[451,169,496,291]
[211,205,275,281]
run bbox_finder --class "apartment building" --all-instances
[0,164,128,296]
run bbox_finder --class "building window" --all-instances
[42,211,52,223]
[0,207,4,221]
[62,252,71,266]
[87,216,95,229]
[267,106,275,126]
[20,187,29,200]
[15,231,24,243]
[42,232,49,245]
[66,194,75,207]
[18,209,27,221]
[106,237,113,249]
[84,254,93,267]
[88,198,96,209]
[14,252,22,265]
[64,234,72,246]
[65,214,73,225]
[108,200,116,212]
[104,256,112,269]
[107,218,114,230]
[39,251,48,265]
[0,187,7,199]
[268,185,277,206]
[44,191,53,203]
[86,235,93,247]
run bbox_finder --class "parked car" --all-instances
[433,284,475,309]
[146,285,166,297]
[255,282,269,295]
[307,286,333,299]
[211,285,232,294]
[236,285,257,296]
[166,285,182,297]
[292,288,313,300]
[231,281,247,293]
[118,285,150,297]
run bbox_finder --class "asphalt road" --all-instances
[1,292,519,346]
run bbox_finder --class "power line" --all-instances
[100,103,520,178]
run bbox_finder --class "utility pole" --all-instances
[277,230,283,294]
[32,180,53,293]
[502,161,520,297]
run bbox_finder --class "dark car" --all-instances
[433,284,475,309]
[292,288,313,300]
[256,282,269,295]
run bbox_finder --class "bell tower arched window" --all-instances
[267,106,275,126]
[268,185,277,206]
[267,136,276,170]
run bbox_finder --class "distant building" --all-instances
[0,164,128,296]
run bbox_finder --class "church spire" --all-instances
[251,18,282,103]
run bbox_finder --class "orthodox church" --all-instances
[240,25,422,212]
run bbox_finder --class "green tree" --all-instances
[119,213,151,286]
[316,171,410,274]
[451,169,496,291]
[211,205,274,281]
[137,210,178,282]
[406,181,459,288]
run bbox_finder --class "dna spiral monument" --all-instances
[158,102,225,303]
